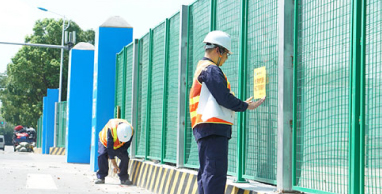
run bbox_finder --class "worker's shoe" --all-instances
[120,179,132,185]
[94,179,105,184]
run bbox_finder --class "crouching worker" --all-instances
[94,119,134,185]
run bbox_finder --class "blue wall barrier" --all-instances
[41,89,58,154]
[66,43,95,163]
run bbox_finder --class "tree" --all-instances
[0,18,95,128]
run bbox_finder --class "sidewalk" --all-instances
[0,146,154,194]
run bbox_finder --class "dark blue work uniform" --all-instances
[96,129,132,181]
[194,58,248,194]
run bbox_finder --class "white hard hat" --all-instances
[117,123,132,142]
[203,30,232,54]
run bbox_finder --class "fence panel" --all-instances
[243,0,278,184]
[56,101,67,148]
[215,0,241,176]
[124,44,134,122]
[37,115,43,148]
[184,0,211,168]
[135,34,150,157]
[294,1,352,193]
[364,0,382,193]
[105,0,382,192]
[148,22,166,160]
[115,50,125,118]
[163,13,181,163]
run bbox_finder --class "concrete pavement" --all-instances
[0,145,153,194]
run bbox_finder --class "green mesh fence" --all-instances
[105,0,382,192]
[364,1,382,193]
[294,1,351,193]
[185,0,211,168]
[215,0,241,176]
[124,44,134,122]
[37,115,42,148]
[148,22,166,160]
[115,50,125,118]
[163,12,180,163]
[56,101,67,148]
[243,0,278,184]
[136,34,150,157]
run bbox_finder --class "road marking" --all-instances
[26,174,57,189]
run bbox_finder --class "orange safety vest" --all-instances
[99,119,134,149]
[189,60,233,129]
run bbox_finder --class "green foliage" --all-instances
[0,18,95,128]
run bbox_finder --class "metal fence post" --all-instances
[145,29,154,160]
[359,0,366,193]
[210,0,216,31]
[54,102,58,147]
[131,39,139,159]
[161,18,171,164]
[114,53,119,118]
[350,0,366,193]
[177,5,189,168]
[236,0,248,183]
[292,0,299,189]
[122,46,127,119]
[277,0,294,192]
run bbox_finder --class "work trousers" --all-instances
[96,141,130,181]
[197,135,229,194]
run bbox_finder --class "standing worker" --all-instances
[189,31,266,194]
[94,119,134,185]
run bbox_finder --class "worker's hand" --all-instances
[111,159,120,173]
[245,96,253,103]
[113,166,120,174]
[246,97,266,110]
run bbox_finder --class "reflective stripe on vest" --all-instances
[189,60,233,129]
[99,119,133,149]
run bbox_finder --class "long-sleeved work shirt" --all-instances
[193,57,248,141]
[107,129,131,159]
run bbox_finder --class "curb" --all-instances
[127,160,273,194]
[128,160,198,194]
[49,147,65,155]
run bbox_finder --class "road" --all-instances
[0,145,153,194]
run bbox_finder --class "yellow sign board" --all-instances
[253,66,266,99]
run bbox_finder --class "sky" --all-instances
[0,0,196,73]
